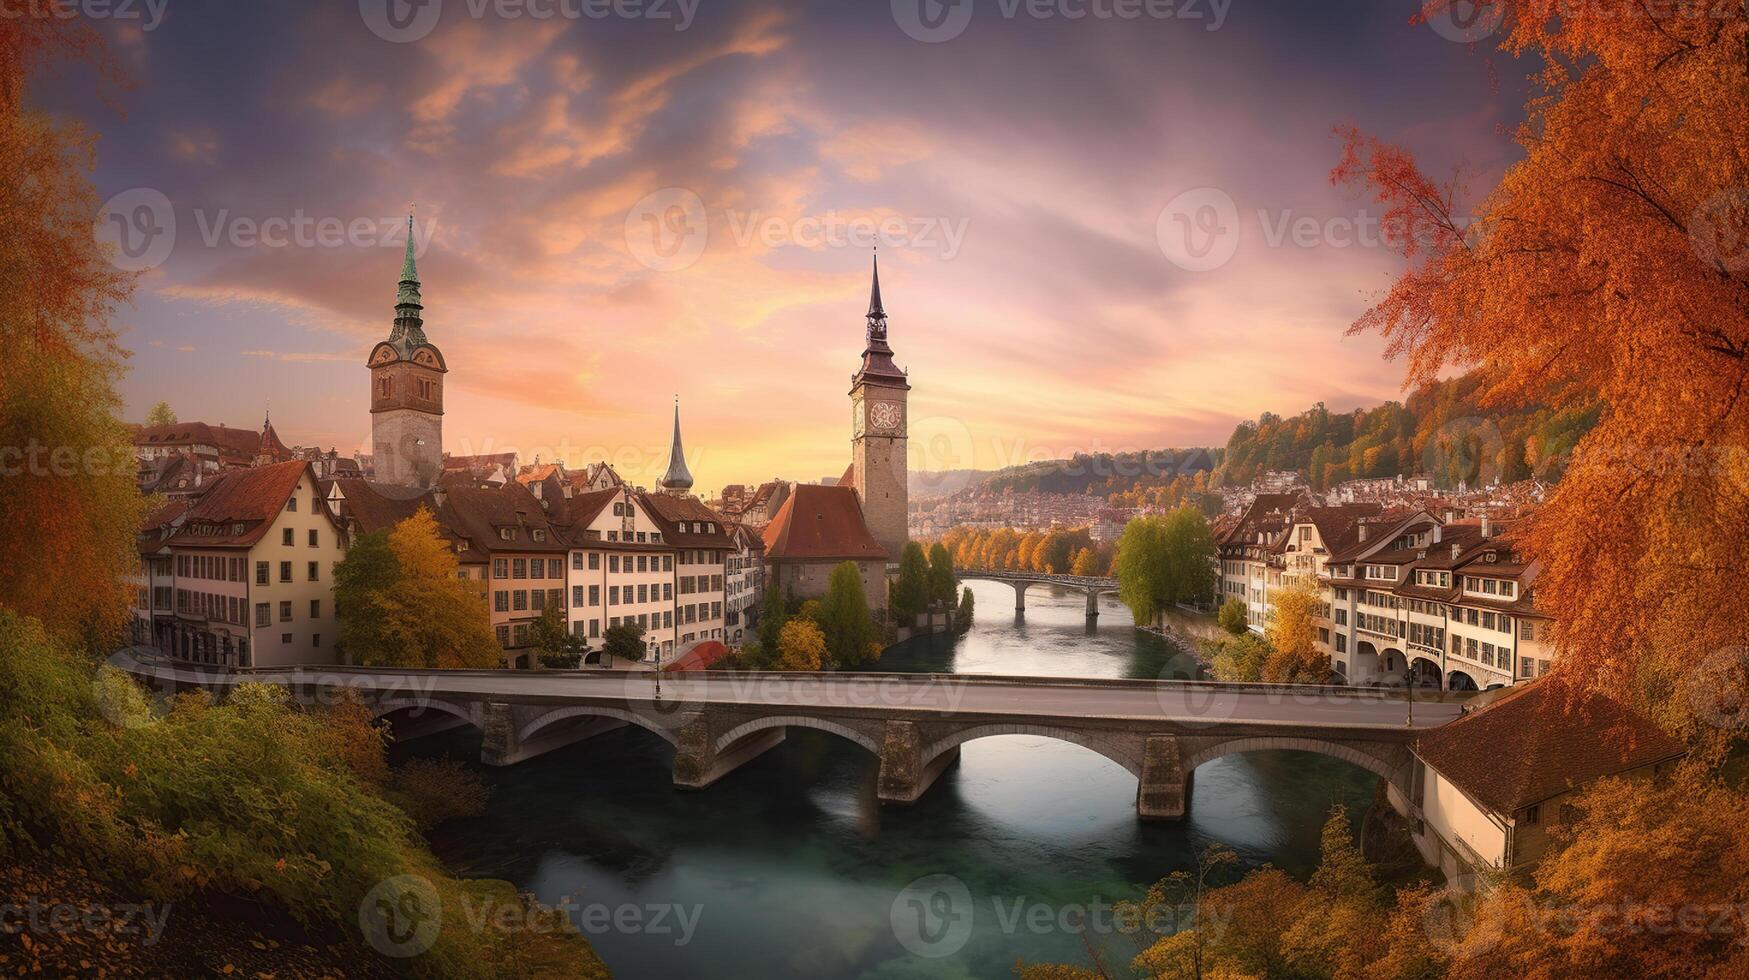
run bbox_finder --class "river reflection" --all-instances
[418,580,1378,979]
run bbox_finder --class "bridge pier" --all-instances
[1011,582,1029,613]
[480,702,627,766]
[673,718,786,790]
[1136,735,1187,820]
[877,720,960,806]
[1084,591,1100,619]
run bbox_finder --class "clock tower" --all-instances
[850,254,909,562]
[367,215,446,487]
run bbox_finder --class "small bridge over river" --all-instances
[958,571,1120,616]
[112,650,1461,821]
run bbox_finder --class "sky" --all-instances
[48,0,1528,491]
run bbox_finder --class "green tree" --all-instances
[1206,631,1270,682]
[1114,506,1216,625]
[332,509,500,669]
[143,400,176,426]
[601,622,646,664]
[1217,596,1248,636]
[531,603,582,668]
[891,541,930,625]
[774,619,826,671]
[757,583,787,652]
[952,586,975,634]
[926,542,957,608]
[819,561,879,669]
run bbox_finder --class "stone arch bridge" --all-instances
[958,571,1120,617]
[110,652,1460,821]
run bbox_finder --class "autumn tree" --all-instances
[0,14,146,649]
[332,508,500,669]
[1332,0,1749,741]
[1070,546,1097,576]
[774,619,825,672]
[1206,631,1270,683]
[1263,579,1330,683]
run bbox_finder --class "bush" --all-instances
[1217,596,1249,636]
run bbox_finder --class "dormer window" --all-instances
[532,529,547,542]
[499,527,517,541]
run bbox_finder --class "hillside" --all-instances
[1214,373,1599,490]
[963,449,1218,497]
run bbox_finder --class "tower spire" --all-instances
[390,212,427,349]
[852,251,906,388]
[659,395,694,492]
[867,250,884,320]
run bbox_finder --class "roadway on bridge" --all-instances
[112,652,1463,731]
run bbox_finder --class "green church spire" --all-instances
[396,214,422,312]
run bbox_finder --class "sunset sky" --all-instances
[56,0,1528,490]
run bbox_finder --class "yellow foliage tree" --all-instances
[1262,579,1328,683]
[335,508,500,669]
[774,619,825,672]
[1070,547,1097,576]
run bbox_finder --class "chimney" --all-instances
[1357,524,1368,542]
[1451,542,1460,561]
[1481,516,1493,539]
[1432,524,1443,544]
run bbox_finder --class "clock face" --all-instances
[869,401,902,431]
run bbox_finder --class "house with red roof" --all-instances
[760,483,888,613]
[1407,678,1684,881]
[131,460,347,667]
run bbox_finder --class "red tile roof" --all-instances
[761,484,886,561]
[1414,678,1684,815]
[638,492,734,548]
[161,460,311,548]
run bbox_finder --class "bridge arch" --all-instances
[713,716,881,756]
[371,697,481,731]
[919,723,1144,777]
[518,705,681,747]
[1181,736,1409,791]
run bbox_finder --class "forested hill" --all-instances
[966,449,1218,496]
[1215,373,1600,490]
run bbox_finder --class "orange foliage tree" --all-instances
[0,16,145,648]
[1333,0,1749,742]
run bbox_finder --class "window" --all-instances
[513,590,528,611]
[549,588,563,608]
[282,528,294,546]
[573,586,585,606]
[282,633,292,644]
[279,561,292,583]
[1523,804,1540,825]
[255,603,270,627]
[549,559,563,578]
[496,625,510,648]
[663,583,673,601]
[637,555,648,573]
[279,601,292,622]
[609,586,620,605]
[513,624,529,646]
[494,591,509,612]
[308,561,319,582]
[1335,634,1347,653]
[309,599,320,618]
[1521,621,1537,641]
[513,559,527,579]
[287,496,298,512]
[256,561,268,585]
[589,585,600,606]
[663,555,673,572]
[590,619,600,638]
[572,553,584,570]
[531,590,545,611]
[312,634,320,648]
[532,529,546,542]
[638,584,649,603]
[588,553,600,570]
[493,558,509,579]
[499,527,516,541]
[610,555,620,573]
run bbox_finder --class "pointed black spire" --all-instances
[851,252,908,390]
[659,396,694,492]
[867,251,885,319]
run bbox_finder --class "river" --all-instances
[415,580,1379,978]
